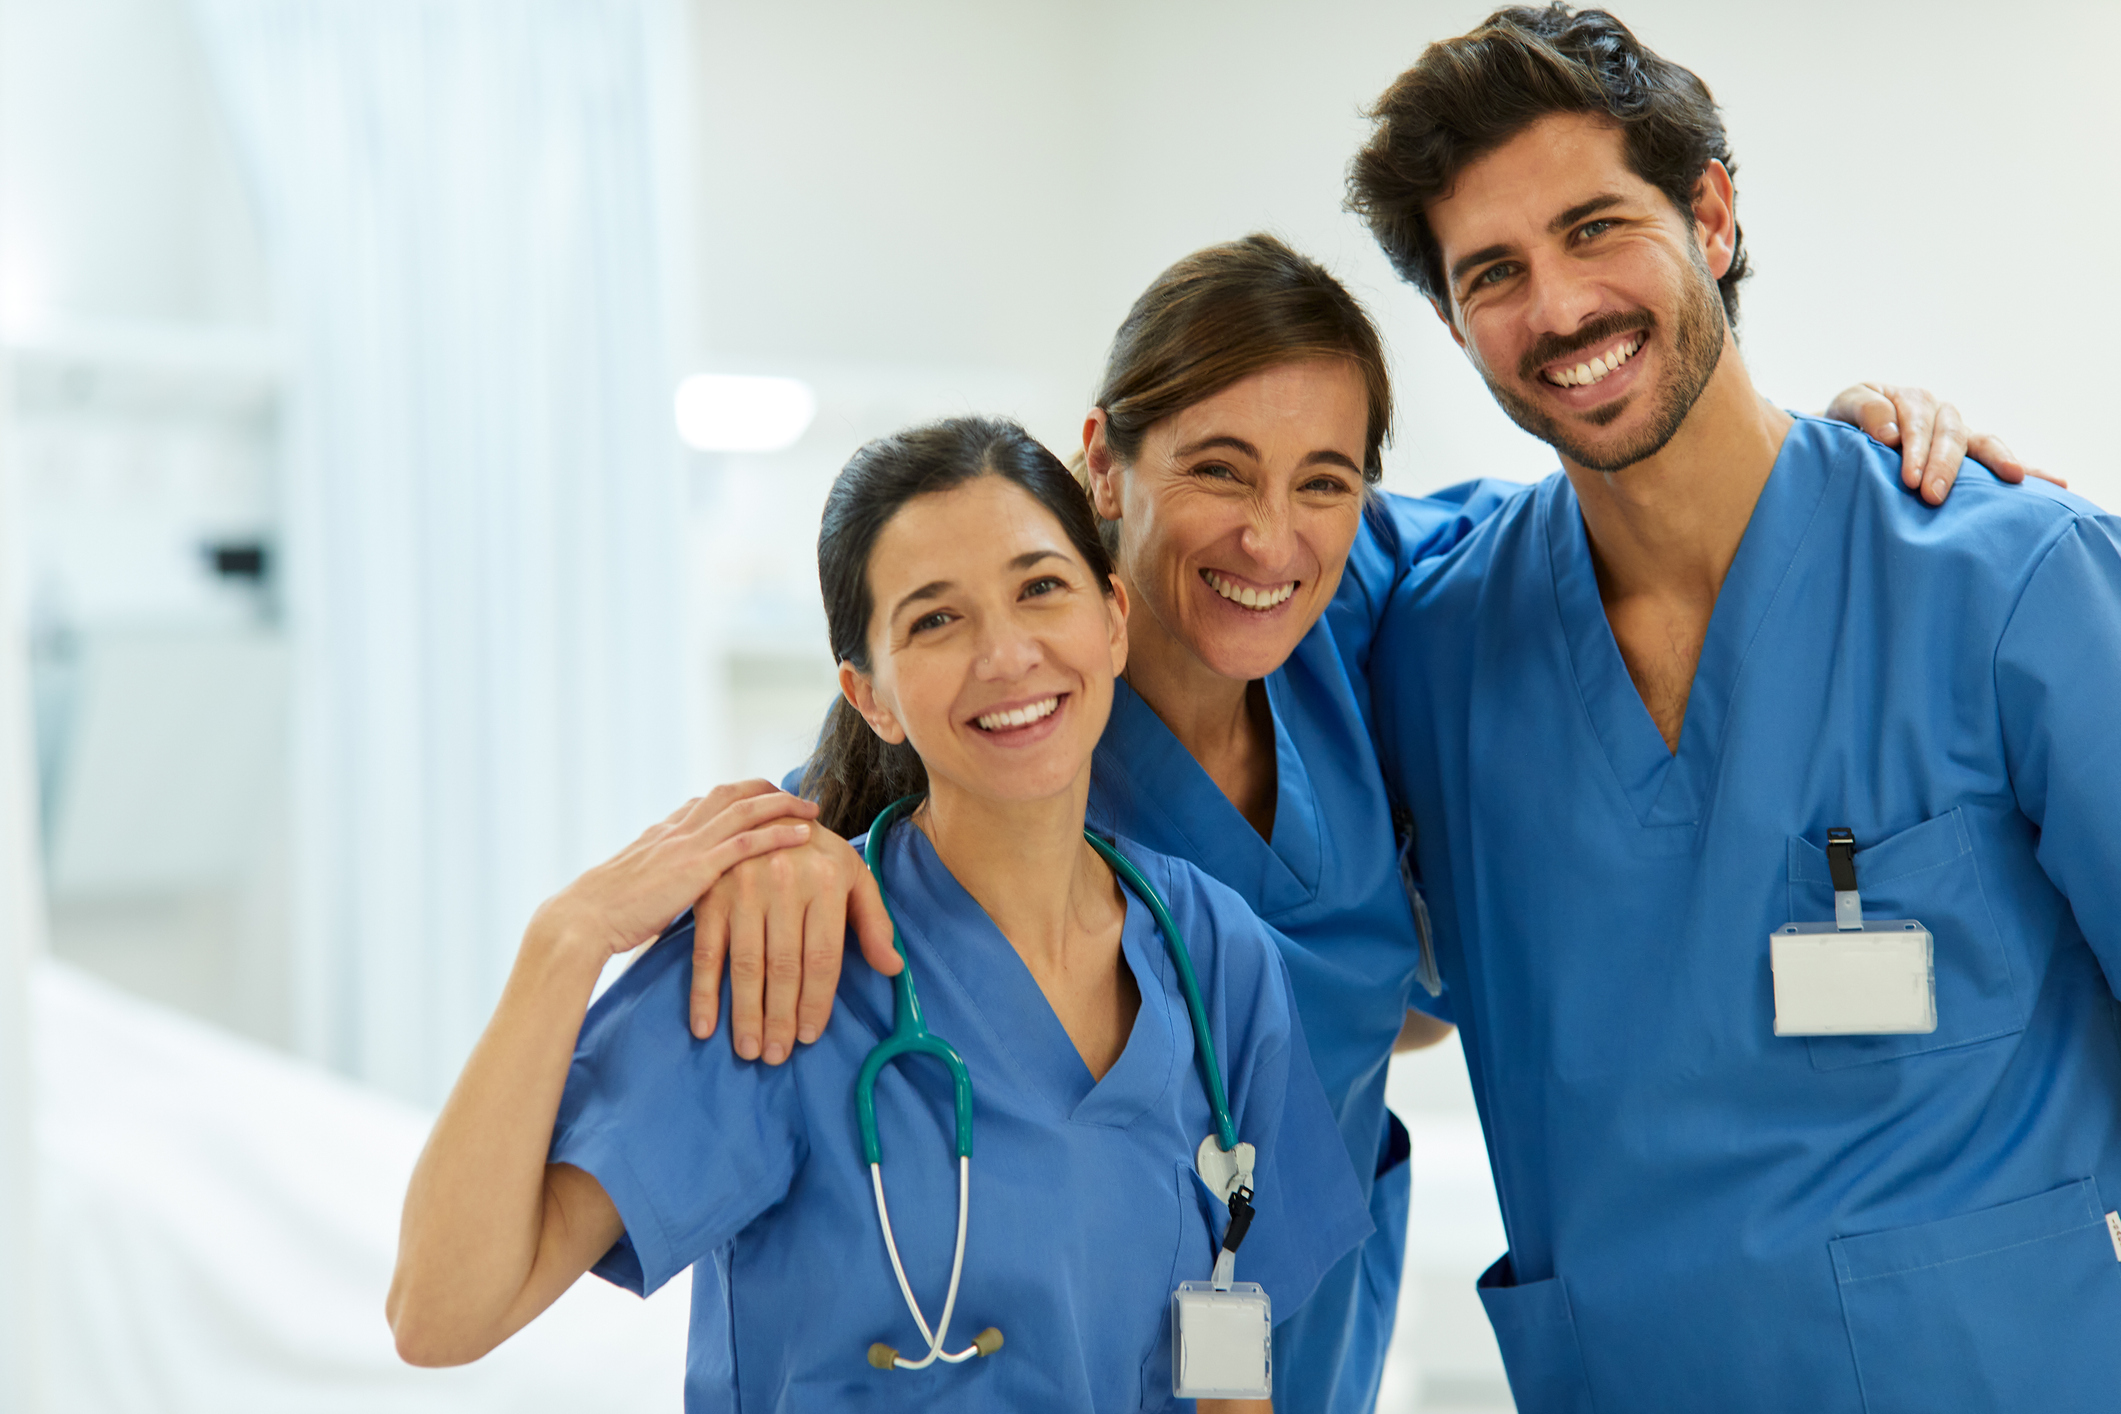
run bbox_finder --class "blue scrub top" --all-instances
[550,823,1370,1413]
[1088,478,1518,1414]
[1372,417,2121,1413]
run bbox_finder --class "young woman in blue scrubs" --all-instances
[677,236,2023,1414]
[385,417,1371,1411]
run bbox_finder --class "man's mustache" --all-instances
[1517,313,1654,382]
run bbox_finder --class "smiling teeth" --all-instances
[976,696,1059,732]
[1204,570,1296,610]
[1546,334,1643,388]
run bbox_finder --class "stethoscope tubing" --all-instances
[1081,832,1239,1154]
[870,1155,978,1368]
[853,793,1245,1373]
[858,795,1239,1156]
[858,797,977,1166]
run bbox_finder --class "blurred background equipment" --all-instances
[2,0,2115,1409]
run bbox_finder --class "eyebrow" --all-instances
[1447,192,1630,289]
[1175,434,1363,476]
[1549,193,1626,234]
[888,549,1069,620]
[1176,434,1260,461]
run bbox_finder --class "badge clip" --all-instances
[1772,827,1937,1036]
[1175,1134,1271,1398]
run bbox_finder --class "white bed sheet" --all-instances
[33,961,690,1413]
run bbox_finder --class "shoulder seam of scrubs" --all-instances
[1990,513,2098,687]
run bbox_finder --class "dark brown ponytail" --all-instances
[799,416,1116,839]
[803,699,928,843]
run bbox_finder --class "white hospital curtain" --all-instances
[190,0,691,1103]
[2,369,50,1411]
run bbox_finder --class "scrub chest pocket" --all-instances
[1785,808,2025,1069]
[1832,1179,2121,1414]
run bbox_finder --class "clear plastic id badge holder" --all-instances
[1770,828,1937,1037]
[1174,1136,1272,1399]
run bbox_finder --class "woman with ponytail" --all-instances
[387,416,1370,1412]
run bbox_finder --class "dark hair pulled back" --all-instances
[801,416,1116,838]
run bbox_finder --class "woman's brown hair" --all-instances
[1079,232,1395,532]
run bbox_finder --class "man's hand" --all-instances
[1826,382,2065,506]
[688,809,900,1062]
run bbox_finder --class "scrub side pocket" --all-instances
[1832,1179,2121,1414]
[1475,1255,1599,1414]
[1785,807,2023,1069]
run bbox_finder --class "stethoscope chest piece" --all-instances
[1195,1135,1256,1204]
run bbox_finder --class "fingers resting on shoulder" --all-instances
[685,788,900,1064]
[1826,382,2063,506]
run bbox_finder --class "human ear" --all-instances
[838,661,907,745]
[1105,575,1130,678]
[1083,410,1126,521]
[1431,296,1469,352]
[1690,159,1739,281]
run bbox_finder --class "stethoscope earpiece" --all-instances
[867,1329,1002,1373]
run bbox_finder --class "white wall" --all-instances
[687,1,1103,445]
[686,0,2120,506]
[0,0,268,330]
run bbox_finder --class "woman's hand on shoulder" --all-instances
[523,781,819,975]
[1825,382,2065,506]
[688,814,900,1063]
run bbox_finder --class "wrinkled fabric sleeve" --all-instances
[1327,480,1525,699]
[1168,858,1375,1318]
[1995,514,2121,999]
[549,913,809,1295]
[1332,481,1522,1025]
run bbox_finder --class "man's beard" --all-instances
[1477,251,1728,474]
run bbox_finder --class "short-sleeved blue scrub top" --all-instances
[550,822,1371,1412]
[1371,417,2121,1413]
[1088,479,1519,1414]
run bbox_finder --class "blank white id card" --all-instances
[1770,921,1937,1036]
[1172,1281,1271,1398]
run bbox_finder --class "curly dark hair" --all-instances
[1347,4,1750,327]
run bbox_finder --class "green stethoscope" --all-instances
[856,794,1242,1372]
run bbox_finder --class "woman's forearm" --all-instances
[387,785,821,1364]
[387,917,618,1365]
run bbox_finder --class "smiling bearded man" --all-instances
[1346,7,2121,1414]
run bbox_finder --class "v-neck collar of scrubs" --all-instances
[1544,420,1836,828]
[884,822,1185,1132]
[1100,672,1323,918]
